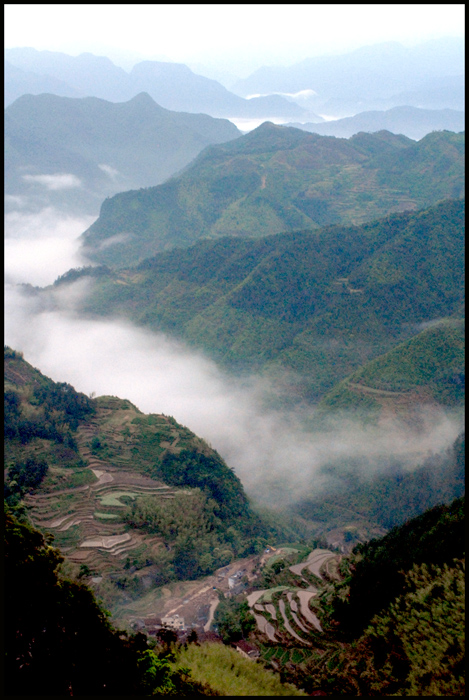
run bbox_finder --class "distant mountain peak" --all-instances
[128,91,156,104]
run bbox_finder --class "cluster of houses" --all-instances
[130,614,185,636]
[130,613,259,658]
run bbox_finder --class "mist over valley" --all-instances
[4,12,465,694]
[5,196,464,516]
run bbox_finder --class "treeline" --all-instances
[5,346,95,448]
[4,456,49,507]
[157,449,252,522]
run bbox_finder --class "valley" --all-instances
[4,16,465,695]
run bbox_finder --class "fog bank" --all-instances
[5,206,96,286]
[5,206,463,506]
[5,283,462,507]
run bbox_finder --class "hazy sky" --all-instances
[5,4,465,75]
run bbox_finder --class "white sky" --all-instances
[4,4,465,76]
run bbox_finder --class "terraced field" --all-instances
[23,396,191,577]
[246,548,343,677]
[247,549,339,648]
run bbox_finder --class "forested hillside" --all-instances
[318,317,465,415]
[81,124,464,266]
[55,199,465,408]
[311,497,465,695]
[4,347,266,612]
[242,497,465,696]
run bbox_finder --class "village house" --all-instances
[161,614,185,631]
[233,640,260,659]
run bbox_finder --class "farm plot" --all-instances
[248,549,339,648]
[25,462,181,578]
[97,490,142,507]
[289,548,335,577]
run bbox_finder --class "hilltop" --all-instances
[80,123,465,266]
[290,106,465,141]
[55,199,465,410]
[5,47,309,119]
[4,347,265,616]
[5,92,240,215]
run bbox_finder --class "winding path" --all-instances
[204,597,220,632]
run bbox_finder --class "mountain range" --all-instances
[4,35,465,696]
[4,48,311,119]
[232,38,465,116]
[6,38,464,122]
[51,198,465,410]
[5,92,240,214]
[80,123,465,267]
[290,106,465,141]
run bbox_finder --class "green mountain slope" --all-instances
[81,124,465,266]
[5,92,240,214]
[319,317,465,415]
[4,347,265,613]
[59,199,464,404]
[254,497,465,696]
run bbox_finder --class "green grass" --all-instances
[98,491,141,506]
[172,643,306,696]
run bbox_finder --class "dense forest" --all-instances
[52,198,465,407]
[81,125,464,267]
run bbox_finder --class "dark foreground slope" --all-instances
[4,348,265,613]
[57,199,465,406]
[81,124,465,266]
[263,496,465,696]
[5,508,226,696]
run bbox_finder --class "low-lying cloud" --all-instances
[6,282,462,508]
[22,173,83,190]
[5,205,464,508]
[98,164,121,179]
[5,207,96,286]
